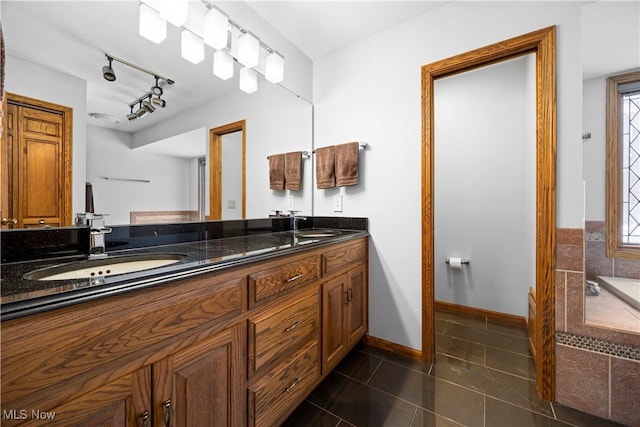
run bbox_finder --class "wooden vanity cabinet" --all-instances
[322,263,368,374]
[1,236,368,427]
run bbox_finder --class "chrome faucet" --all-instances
[77,213,112,258]
[288,210,307,233]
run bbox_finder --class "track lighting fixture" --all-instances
[102,53,174,121]
[142,97,155,113]
[151,97,166,108]
[127,105,137,121]
[135,101,147,118]
[103,56,116,81]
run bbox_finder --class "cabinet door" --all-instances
[347,264,367,347]
[154,324,245,427]
[19,368,151,427]
[322,274,348,374]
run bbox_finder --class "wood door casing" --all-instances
[1,93,73,228]
[208,120,246,221]
[421,26,556,400]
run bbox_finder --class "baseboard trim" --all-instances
[361,335,422,361]
[435,300,526,328]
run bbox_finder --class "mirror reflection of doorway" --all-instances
[208,120,246,221]
[1,93,73,229]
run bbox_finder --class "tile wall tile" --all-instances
[555,344,609,420]
[610,357,640,426]
[556,270,567,332]
[566,271,585,331]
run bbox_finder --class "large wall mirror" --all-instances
[582,1,640,335]
[1,1,313,228]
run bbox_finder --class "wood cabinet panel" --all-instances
[322,274,348,374]
[154,324,245,427]
[321,240,366,277]
[347,264,368,345]
[248,339,320,427]
[248,254,319,308]
[1,276,245,414]
[17,367,151,427]
[249,287,319,377]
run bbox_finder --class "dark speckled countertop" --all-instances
[1,228,367,321]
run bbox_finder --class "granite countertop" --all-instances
[1,229,367,321]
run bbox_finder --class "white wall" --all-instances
[433,55,535,318]
[5,55,87,218]
[313,2,583,350]
[86,126,195,225]
[582,76,607,221]
[133,82,313,219]
[222,132,243,220]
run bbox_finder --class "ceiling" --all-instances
[2,1,637,137]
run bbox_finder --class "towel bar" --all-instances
[312,142,368,154]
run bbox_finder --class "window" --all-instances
[606,70,640,258]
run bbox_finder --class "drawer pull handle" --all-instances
[163,399,172,427]
[285,377,303,393]
[140,410,150,427]
[286,273,304,283]
[285,320,302,333]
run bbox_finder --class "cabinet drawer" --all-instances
[248,339,320,427]
[248,255,319,307]
[322,239,366,276]
[249,289,319,376]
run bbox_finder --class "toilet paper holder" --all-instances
[445,259,470,265]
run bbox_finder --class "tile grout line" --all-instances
[365,357,383,384]
[302,399,348,427]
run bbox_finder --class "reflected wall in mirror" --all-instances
[1,1,313,228]
[582,1,640,334]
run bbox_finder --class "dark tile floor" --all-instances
[283,308,625,427]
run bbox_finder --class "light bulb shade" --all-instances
[139,3,166,44]
[143,101,155,113]
[102,64,116,82]
[265,52,284,83]
[181,30,205,64]
[204,8,228,50]
[136,107,147,118]
[127,112,138,121]
[152,97,167,108]
[213,50,234,80]
[237,32,259,68]
[239,67,257,94]
[160,0,188,27]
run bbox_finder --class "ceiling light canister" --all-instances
[237,31,259,68]
[102,56,116,81]
[139,3,167,44]
[239,67,257,94]
[213,50,234,80]
[160,0,188,27]
[181,30,205,64]
[265,52,284,84]
[204,7,229,50]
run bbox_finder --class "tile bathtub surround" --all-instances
[556,227,640,426]
[556,343,640,426]
[284,309,622,427]
[555,228,640,347]
[585,220,640,280]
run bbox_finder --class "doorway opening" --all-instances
[421,26,557,400]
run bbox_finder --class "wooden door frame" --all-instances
[208,120,246,220]
[2,92,73,227]
[421,26,556,400]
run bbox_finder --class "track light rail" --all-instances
[104,53,175,85]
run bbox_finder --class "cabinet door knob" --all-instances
[284,377,302,393]
[163,399,172,427]
[140,410,150,427]
[285,273,304,283]
[1,217,17,225]
[284,320,302,333]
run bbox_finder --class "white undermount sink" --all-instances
[24,253,186,281]
[295,229,342,238]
